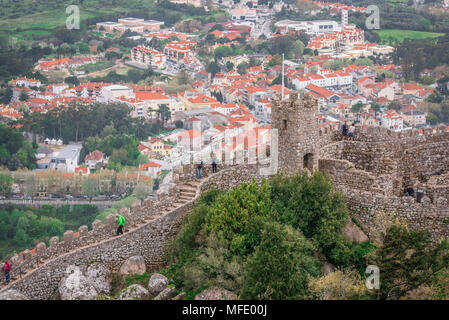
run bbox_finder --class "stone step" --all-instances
[180,189,196,195]
[180,192,196,198]
[180,186,197,192]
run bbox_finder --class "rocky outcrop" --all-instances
[0,289,30,300]
[86,263,111,294]
[118,284,149,300]
[58,265,98,300]
[119,255,146,275]
[343,221,369,244]
[194,287,238,300]
[154,286,176,300]
[321,262,335,275]
[148,273,169,297]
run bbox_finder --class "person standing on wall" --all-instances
[211,154,218,174]
[348,123,355,141]
[4,260,11,284]
[196,160,203,179]
[116,215,126,236]
[342,120,348,141]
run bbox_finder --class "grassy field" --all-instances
[375,29,444,44]
[0,0,156,31]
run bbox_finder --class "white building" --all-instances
[131,46,166,69]
[99,85,134,103]
[50,144,82,173]
[231,8,258,23]
[381,110,404,131]
[275,20,341,36]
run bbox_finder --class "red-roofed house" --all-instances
[305,83,340,109]
[381,109,403,131]
[85,150,107,169]
[139,161,162,179]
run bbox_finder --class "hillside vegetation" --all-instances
[163,172,449,300]
[0,204,99,260]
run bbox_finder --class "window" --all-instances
[282,119,287,130]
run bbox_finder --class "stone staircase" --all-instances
[162,180,200,213]
[0,177,206,292]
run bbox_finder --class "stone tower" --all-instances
[271,91,320,175]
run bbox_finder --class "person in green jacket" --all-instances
[116,215,126,235]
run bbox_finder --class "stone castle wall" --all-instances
[275,93,449,242]
[0,163,267,300]
[3,93,449,299]
[345,190,449,241]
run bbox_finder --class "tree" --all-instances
[237,62,249,75]
[268,54,282,67]
[64,76,80,87]
[214,46,233,60]
[23,173,37,201]
[271,73,288,87]
[370,225,449,300]
[78,42,90,54]
[157,104,171,128]
[205,180,272,254]
[241,222,320,299]
[209,24,224,32]
[13,228,30,246]
[175,120,183,128]
[207,61,221,78]
[82,178,99,203]
[225,61,234,71]
[133,182,153,205]
[426,113,439,125]
[269,172,352,267]
[351,102,364,113]
[19,91,29,102]
[308,269,369,300]
[8,155,21,171]
[0,173,13,196]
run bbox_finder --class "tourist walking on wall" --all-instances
[116,215,126,235]
[196,160,203,179]
[342,121,348,141]
[348,123,355,141]
[4,260,11,284]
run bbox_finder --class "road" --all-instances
[0,199,116,210]
[251,19,272,40]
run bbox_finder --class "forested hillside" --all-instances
[0,204,99,260]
